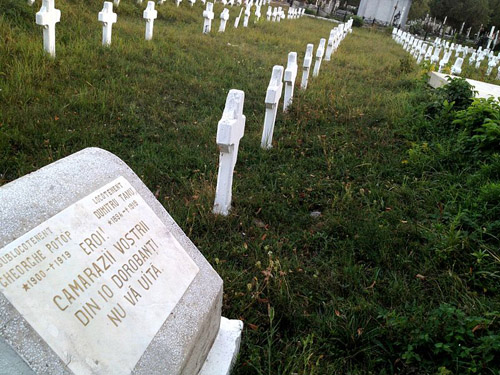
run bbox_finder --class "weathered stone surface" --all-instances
[0,148,223,375]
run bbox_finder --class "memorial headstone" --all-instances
[261,65,284,149]
[143,1,157,41]
[283,52,298,112]
[0,148,243,375]
[35,0,61,58]
[301,43,313,90]
[213,90,246,216]
[98,2,117,47]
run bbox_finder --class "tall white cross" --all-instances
[325,29,336,61]
[266,6,272,21]
[143,1,157,41]
[234,7,243,28]
[213,90,246,216]
[219,8,230,32]
[203,2,214,33]
[243,3,251,27]
[35,0,61,58]
[261,65,284,149]
[98,2,117,46]
[312,38,326,77]
[255,4,261,22]
[301,43,313,90]
[283,52,298,112]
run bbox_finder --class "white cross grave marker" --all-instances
[255,4,261,22]
[98,2,117,47]
[143,1,157,41]
[261,65,284,149]
[203,2,214,33]
[283,52,298,112]
[301,43,313,90]
[325,29,336,61]
[213,90,246,216]
[114,0,120,6]
[451,57,463,75]
[35,0,61,58]
[243,3,251,27]
[266,6,272,21]
[272,7,277,21]
[189,0,196,6]
[219,8,230,32]
[176,0,182,7]
[28,0,35,5]
[234,7,243,28]
[313,38,326,77]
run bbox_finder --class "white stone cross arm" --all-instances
[213,89,246,216]
[265,66,284,105]
[98,2,117,46]
[36,0,61,57]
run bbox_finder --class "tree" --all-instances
[408,0,431,20]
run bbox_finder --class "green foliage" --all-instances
[426,77,475,117]
[350,15,363,28]
[398,305,500,374]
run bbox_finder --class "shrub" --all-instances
[351,15,363,27]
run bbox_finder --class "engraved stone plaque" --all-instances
[0,148,223,375]
[1,177,199,374]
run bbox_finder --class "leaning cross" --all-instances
[98,2,117,46]
[35,0,61,58]
[213,90,246,216]
[261,65,284,149]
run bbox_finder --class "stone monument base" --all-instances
[199,317,243,375]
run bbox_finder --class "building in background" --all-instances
[358,0,413,27]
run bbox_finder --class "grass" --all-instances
[1,1,499,374]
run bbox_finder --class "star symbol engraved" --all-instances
[23,284,30,292]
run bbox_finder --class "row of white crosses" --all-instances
[393,28,500,79]
[202,1,305,34]
[34,0,162,57]
[213,20,353,216]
